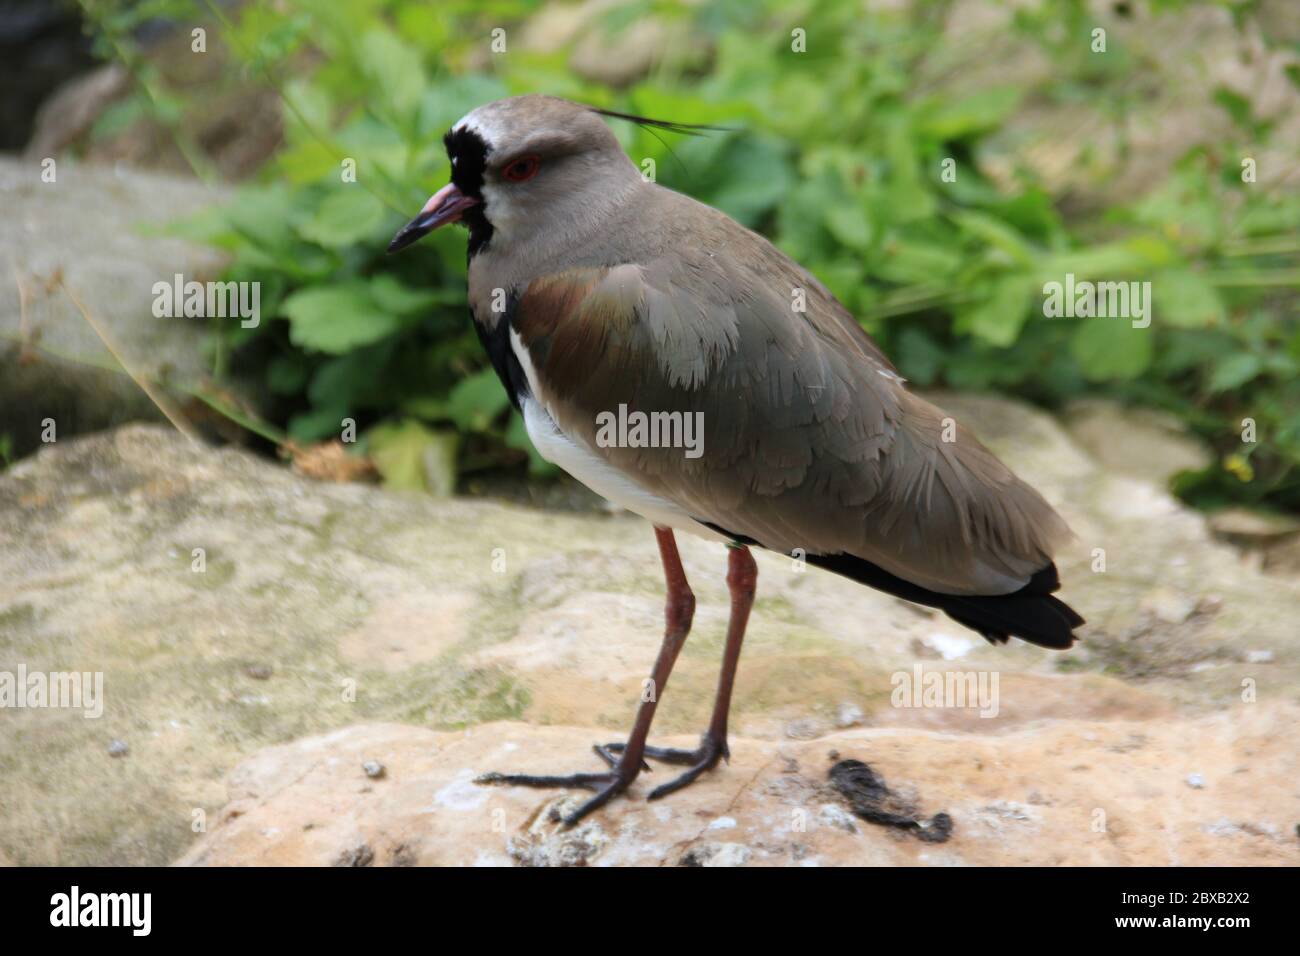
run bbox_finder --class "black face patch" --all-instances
[443,126,494,258]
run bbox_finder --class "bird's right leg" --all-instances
[475,526,695,827]
[597,542,756,799]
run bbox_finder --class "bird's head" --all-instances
[388,95,647,257]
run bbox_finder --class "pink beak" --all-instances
[387,182,479,253]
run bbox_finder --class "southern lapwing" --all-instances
[388,95,1084,825]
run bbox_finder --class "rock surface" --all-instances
[1061,399,1213,488]
[176,711,1300,867]
[0,156,233,458]
[1,416,1297,866]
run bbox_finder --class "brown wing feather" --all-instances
[512,244,1070,597]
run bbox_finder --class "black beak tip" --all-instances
[386,224,422,254]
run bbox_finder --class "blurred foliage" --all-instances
[81,0,1299,509]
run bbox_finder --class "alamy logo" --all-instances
[1042,273,1151,328]
[890,664,1000,718]
[0,666,103,718]
[152,273,260,328]
[595,404,705,459]
[50,886,151,936]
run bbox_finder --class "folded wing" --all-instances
[511,239,1071,599]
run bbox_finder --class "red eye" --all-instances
[502,155,540,182]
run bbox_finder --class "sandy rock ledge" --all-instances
[178,710,1300,867]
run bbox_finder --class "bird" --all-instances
[387,94,1084,826]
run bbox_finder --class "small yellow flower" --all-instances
[1224,453,1254,482]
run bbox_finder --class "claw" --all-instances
[602,734,730,801]
[474,766,637,827]
[561,778,628,826]
[592,743,650,773]
[599,740,702,767]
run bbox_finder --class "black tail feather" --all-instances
[695,520,1084,651]
[804,553,1084,650]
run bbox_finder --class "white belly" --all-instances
[511,331,723,540]
[521,396,722,538]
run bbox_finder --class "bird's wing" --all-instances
[511,254,1071,597]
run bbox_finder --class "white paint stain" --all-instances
[429,769,489,812]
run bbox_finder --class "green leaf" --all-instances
[703,137,793,227]
[222,184,298,255]
[281,282,401,354]
[1212,86,1253,129]
[961,277,1033,348]
[871,237,962,284]
[1070,318,1153,381]
[917,87,1023,139]
[1153,269,1225,328]
[296,189,387,248]
[417,75,511,139]
[815,259,866,311]
[776,174,839,262]
[445,369,510,432]
[951,211,1037,266]
[1208,353,1263,393]
[359,29,425,123]
[367,420,458,495]
[825,202,874,251]
[288,405,348,444]
[368,274,445,314]
[281,77,333,140]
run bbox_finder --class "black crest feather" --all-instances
[588,107,731,137]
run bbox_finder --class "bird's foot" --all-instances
[596,734,729,800]
[476,735,728,824]
[475,766,637,827]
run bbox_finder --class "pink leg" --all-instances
[477,527,696,825]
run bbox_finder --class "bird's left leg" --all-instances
[476,526,695,826]
[599,542,757,800]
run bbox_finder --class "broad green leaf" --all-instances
[962,277,1033,347]
[277,139,345,185]
[368,274,445,314]
[825,202,874,251]
[445,369,510,432]
[1153,269,1224,328]
[704,137,793,227]
[281,78,333,141]
[776,173,839,262]
[1070,317,1153,380]
[282,282,401,354]
[359,29,425,123]
[296,189,387,248]
[222,184,298,254]
[416,75,511,138]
